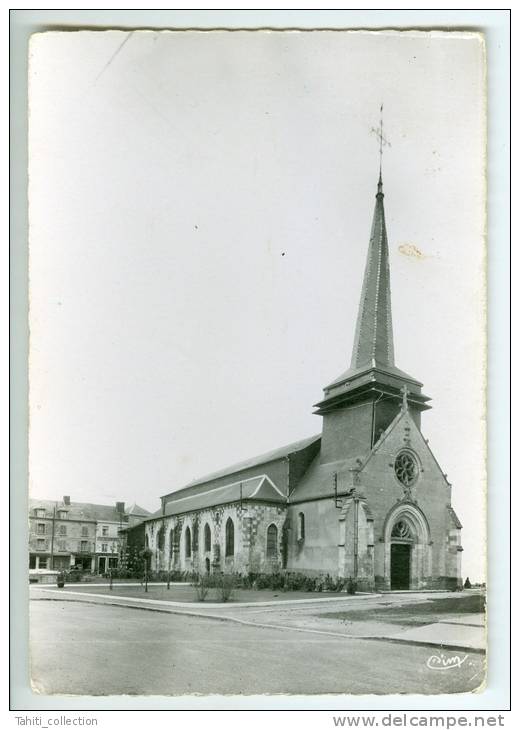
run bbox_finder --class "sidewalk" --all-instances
[372,618,485,652]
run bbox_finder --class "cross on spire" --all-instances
[371,104,391,180]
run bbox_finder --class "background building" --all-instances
[28,497,150,573]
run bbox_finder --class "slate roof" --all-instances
[149,475,286,519]
[125,503,151,517]
[350,175,395,371]
[326,362,422,392]
[162,434,320,501]
[288,455,362,503]
[29,498,128,523]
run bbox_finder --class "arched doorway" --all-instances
[390,520,413,589]
[382,503,432,591]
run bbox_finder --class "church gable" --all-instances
[289,405,451,508]
[353,406,455,574]
[362,407,452,498]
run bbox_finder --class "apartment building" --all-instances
[29,497,150,573]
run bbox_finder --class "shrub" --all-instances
[464,577,472,589]
[200,572,224,589]
[169,570,188,583]
[335,578,346,592]
[284,572,304,591]
[323,574,335,592]
[322,574,346,592]
[268,573,285,591]
[254,573,272,590]
[218,573,235,602]
[346,577,357,595]
[242,573,256,589]
[279,572,318,592]
[306,576,319,592]
[194,575,211,602]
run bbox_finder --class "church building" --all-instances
[143,170,463,592]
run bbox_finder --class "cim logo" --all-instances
[426,653,469,670]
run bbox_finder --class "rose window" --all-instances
[394,451,418,486]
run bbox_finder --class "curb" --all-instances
[360,635,485,655]
[33,586,384,609]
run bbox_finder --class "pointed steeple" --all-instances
[314,168,430,419]
[350,173,395,370]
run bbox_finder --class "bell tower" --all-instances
[314,171,431,463]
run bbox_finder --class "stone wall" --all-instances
[243,503,287,574]
[145,500,288,576]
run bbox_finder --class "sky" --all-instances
[28,30,486,579]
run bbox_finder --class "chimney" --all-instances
[63,496,71,506]
[116,501,125,514]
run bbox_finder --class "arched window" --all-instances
[204,523,211,553]
[145,534,149,549]
[266,524,278,558]
[298,512,305,541]
[157,526,164,550]
[225,517,234,557]
[173,523,181,549]
[169,528,175,557]
[185,526,192,558]
[192,518,199,551]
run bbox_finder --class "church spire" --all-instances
[350,171,395,370]
[314,141,431,419]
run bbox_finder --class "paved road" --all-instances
[30,600,485,696]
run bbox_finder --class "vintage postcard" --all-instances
[27,28,486,698]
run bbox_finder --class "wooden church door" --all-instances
[390,543,411,590]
